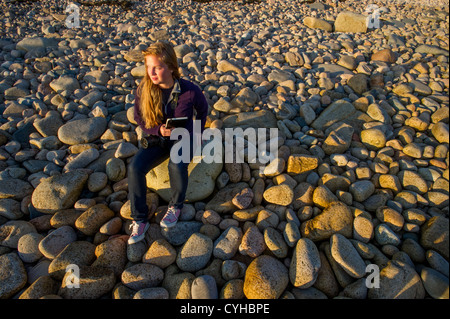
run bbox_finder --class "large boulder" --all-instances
[0,253,27,299]
[31,170,88,214]
[334,11,368,33]
[311,99,357,132]
[368,261,425,299]
[243,255,289,299]
[146,140,223,202]
[57,117,107,145]
[300,202,353,241]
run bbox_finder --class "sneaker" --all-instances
[160,206,181,228]
[128,221,149,244]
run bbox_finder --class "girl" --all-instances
[128,41,208,244]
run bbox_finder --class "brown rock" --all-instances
[300,202,353,241]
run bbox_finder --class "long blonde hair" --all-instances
[137,41,181,129]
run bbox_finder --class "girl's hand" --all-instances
[160,124,172,137]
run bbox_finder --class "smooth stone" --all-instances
[0,220,37,249]
[311,99,356,131]
[374,224,401,246]
[334,11,368,33]
[48,241,96,280]
[0,253,27,299]
[133,287,169,299]
[243,255,289,299]
[176,233,213,272]
[161,221,202,246]
[221,110,277,129]
[59,266,116,299]
[349,180,375,202]
[57,117,108,145]
[38,225,77,259]
[191,275,218,299]
[121,263,164,291]
[213,226,242,260]
[264,227,288,258]
[368,260,425,299]
[75,204,115,236]
[0,178,33,201]
[262,184,294,206]
[420,216,449,260]
[239,225,266,258]
[301,202,353,241]
[289,238,321,288]
[92,237,127,277]
[146,141,223,202]
[142,239,176,269]
[421,267,449,299]
[303,17,333,31]
[330,233,366,278]
[17,232,44,263]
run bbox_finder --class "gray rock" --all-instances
[79,90,104,107]
[31,170,88,214]
[121,263,164,291]
[161,221,202,246]
[64,148,100,172]
[177,233,213,272]
[330,233,366,278]
[59,266,116,299]
[349,180,376,202]
[0,198,23,220]
[191,275,218,299]
[17,232,44,263]
[420,267,449,299]
[49,76,80,94]
[58,117,107,145]
[289,238,321,288]
[415,44,449,56]
[264,227,288,258]
[133,287,169,299]
[0,253,27,299]
[311,99,356,131]
[16,36,59,51]
[426,250,449,278]
[243,255,289,299]
[38,225,77,259]
[368,260,425,299]
[48,241,96,280]
[0,220,36,249]
[75,204,115,236]
[0,178,33,200]
[420,216,449,260]
[375,224,401,246]
[213,226,242,260]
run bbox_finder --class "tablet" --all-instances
[165,117,188,129]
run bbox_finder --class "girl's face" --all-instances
[145,54,174,89]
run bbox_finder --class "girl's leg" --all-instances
[167,137,194,209]
[128,144,170,222]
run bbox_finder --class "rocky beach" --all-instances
[0,0,449,300]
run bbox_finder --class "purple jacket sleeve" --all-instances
[134,91,162,136]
